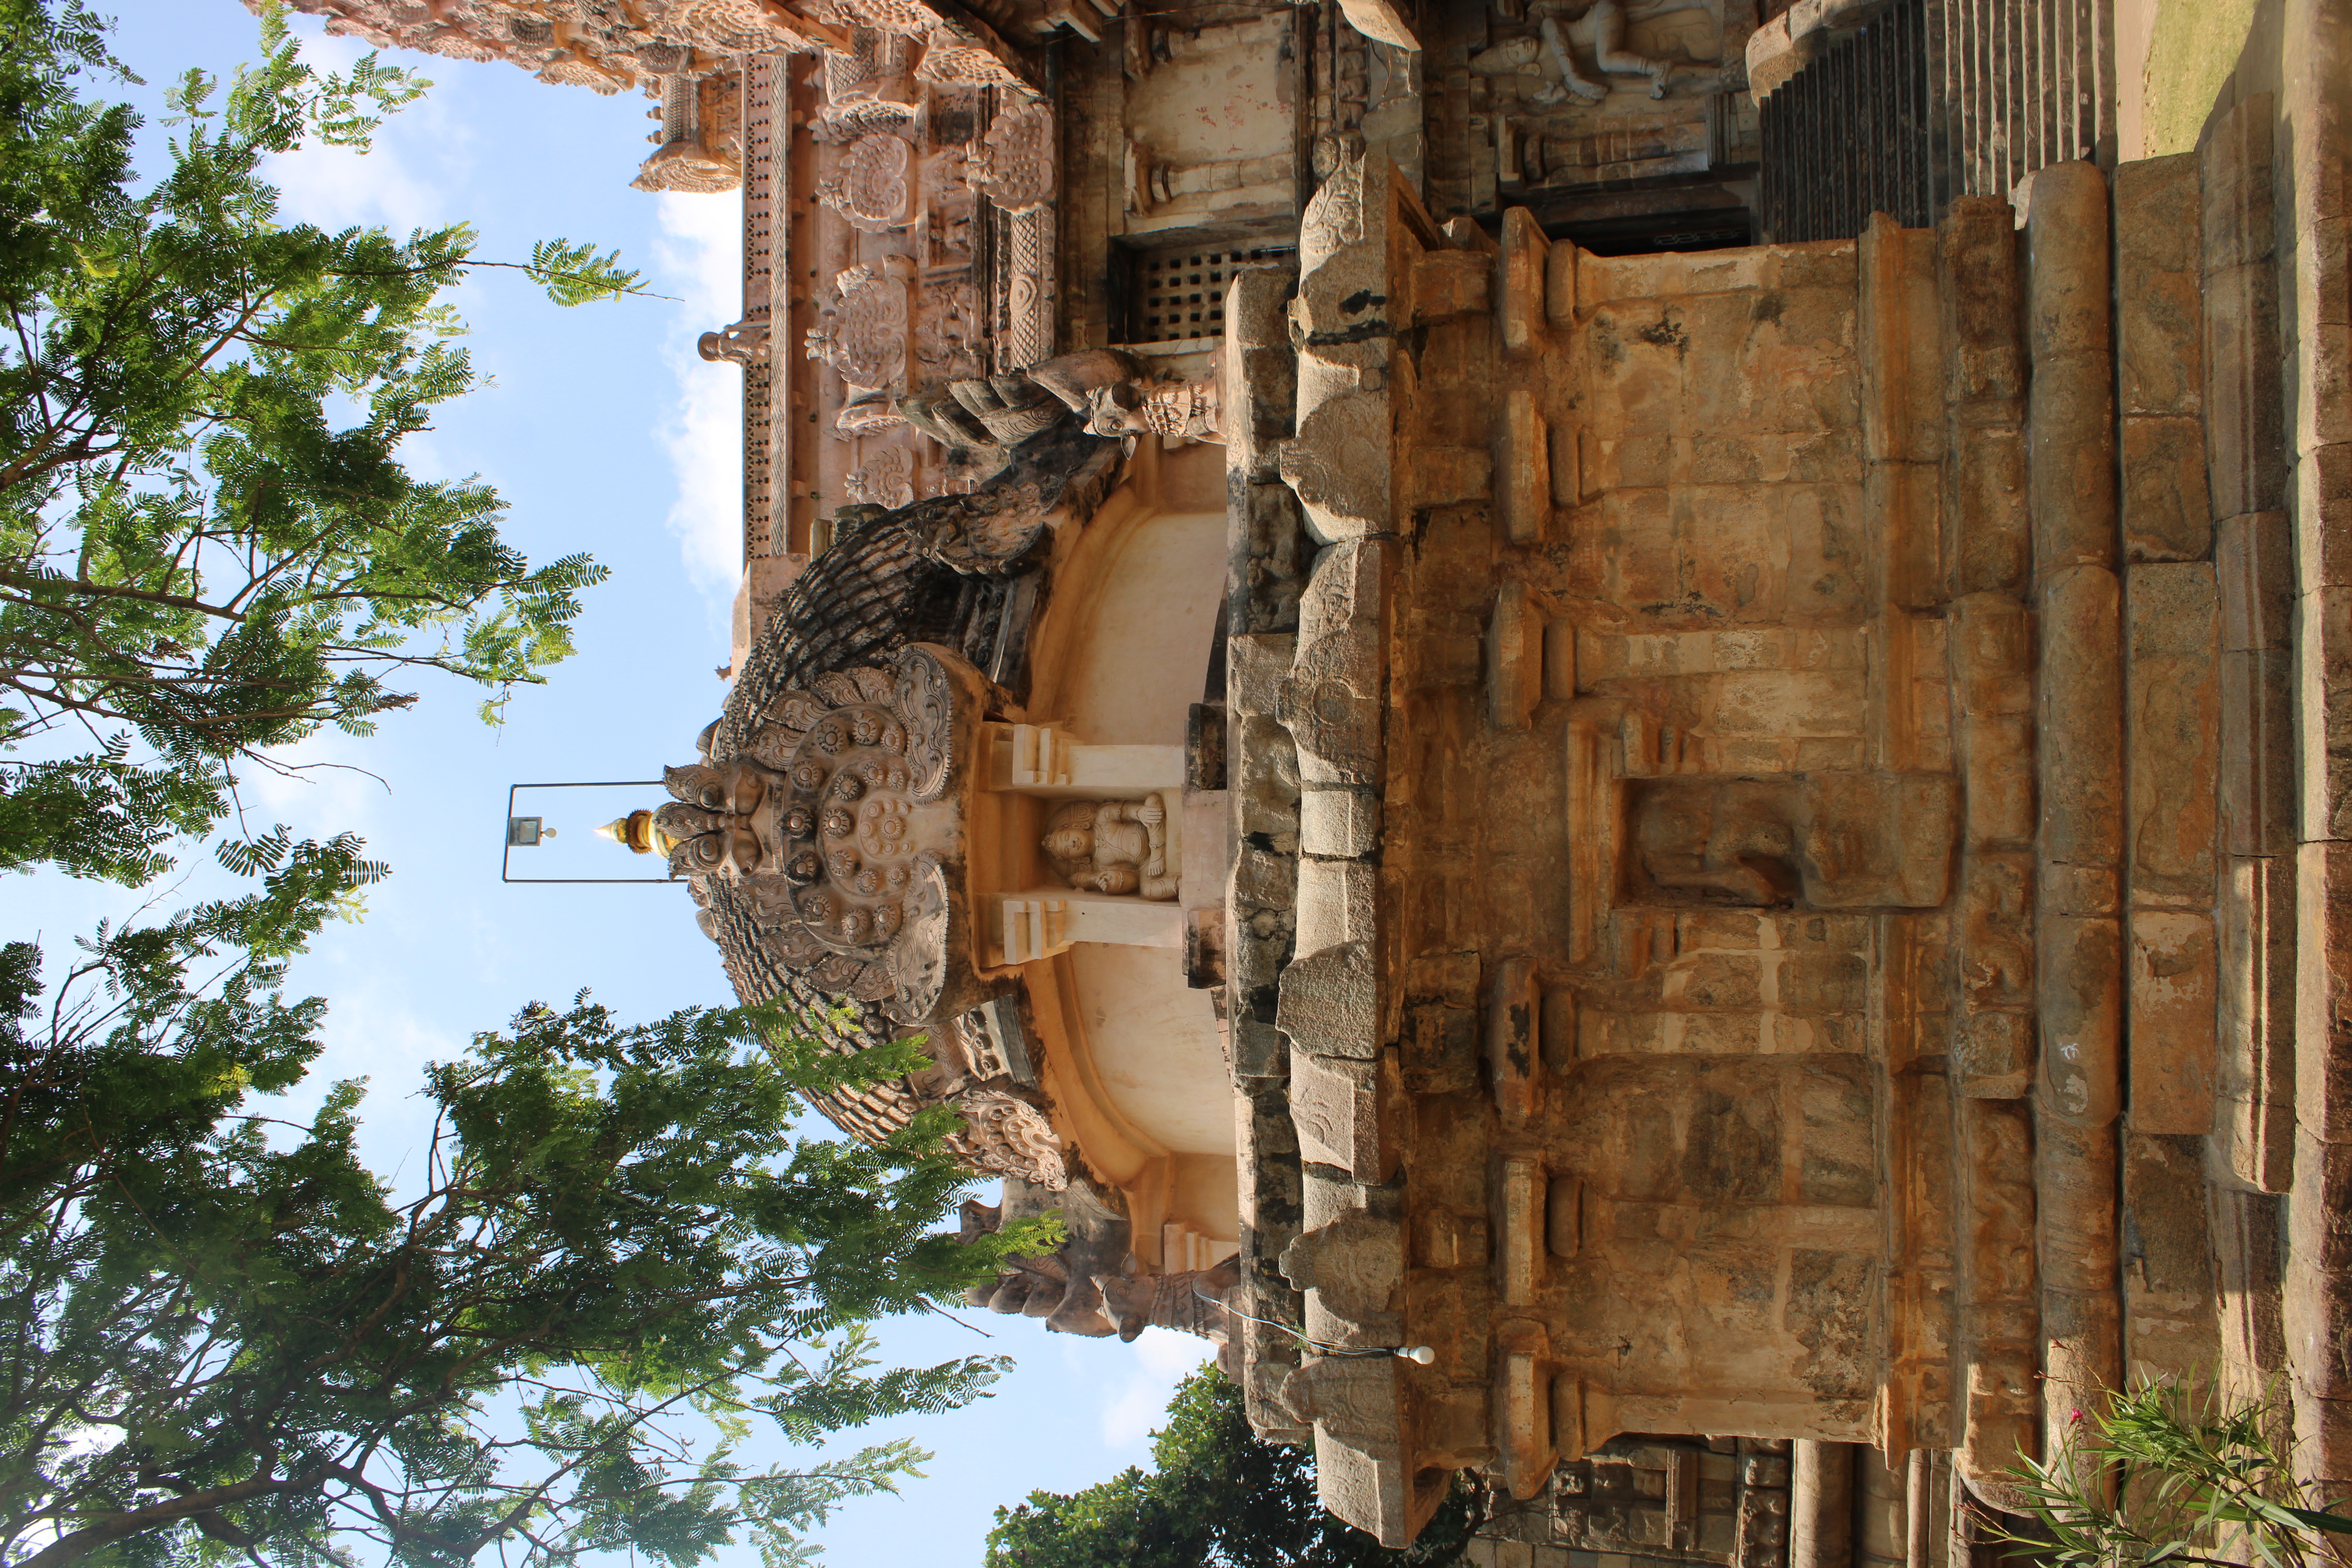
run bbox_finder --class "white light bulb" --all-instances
[1403,1345,1436,1365]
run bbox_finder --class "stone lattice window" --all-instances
[1123,243,1293,344]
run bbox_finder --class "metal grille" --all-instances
[1759,0,2115,243]
[1127,245,1294,343]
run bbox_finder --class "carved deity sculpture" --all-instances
[698,319,769,367]
[1534,0,1675,100]
[1081,371,1222,445]
[1041,794,1178,900]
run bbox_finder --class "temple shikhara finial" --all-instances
[381,0,2352,1555]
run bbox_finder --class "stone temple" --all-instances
[267,0,2350,1563]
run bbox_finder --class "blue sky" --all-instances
[16,4,1205,1560]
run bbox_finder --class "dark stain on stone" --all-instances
[1681,1088,1779,1202]
[1787,1249,1876,1396]
[1634,310,1690,356]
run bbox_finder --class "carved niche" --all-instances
[1040,794,1179,900]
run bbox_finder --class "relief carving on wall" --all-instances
[806,260,912,395]
[815,131,916,230]
[946,1087,1069,1189]
[1041,794,1178,900]
[970,99,1057,214]
[847,447,918,509]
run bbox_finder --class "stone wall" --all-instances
[1218,123,2351,1549]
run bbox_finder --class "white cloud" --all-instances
[652,192,746,608]
[1095,1328,1211,1451]
[258,27,473,236]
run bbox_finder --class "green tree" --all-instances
[0,897,1042,1568]
[0,0,650,885]
[985,1367,1479,1568]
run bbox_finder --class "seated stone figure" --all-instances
[1040,793,1178,900]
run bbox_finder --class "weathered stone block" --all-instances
[2219,511,2294,651]
[1408,445,1494,509]
[1949,423,2030,595]
[1488,579,1538,732]
[1405,948,1482,1005]
[2218,646,2295,857]
[1402,1002,1480,1094]
[2122,1132,2220,1383]
[1957,1008,2034,1099]
[1231,479,1310,633]
[2113,153,2204,418]
[2037,913,2123,1127]
[1499,207,1549,355]
[1800,772,1958,909]
[1288,1354,1414,1543]
[1544,234,1579,326]
[2201,93,2277,276]
[1296,855,1378,961]
[2296,443,2352,589]
[2217,854,2295,1192]
[2025,167,2116,574]
[1282,392,1393,544]
[1499,391,1548,543]
[1414,1205,1490,1269]
[2125,562,2219,902]
[1232,1017,1288,1080]
[2121,415,2213,561]
[1301,788,1381,859]
[2038,565,2124,869]
[1540,987,1578,1070]
[1291,1047,1399,1183]
[1495,1317,1557,1500]
[2293,841,2352,1145]
[1409,249,1490,323]
[1858,216,1945,465]
[1943,196,2027,405]
[1962,711,2037,849]
[1497,1154,1545,1307]
[2306,585,2352,843]
[1488,955,1539,1125]
[1950,591,2035,711]
[1277,940,1381,1060]
[2206,260,2287,519]
[1280,538,1392,786]
[2130,910,2219,1135]
[1230,630,1298,718]
[1287,1195,1405,1346]
[1232,840,1296,911]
